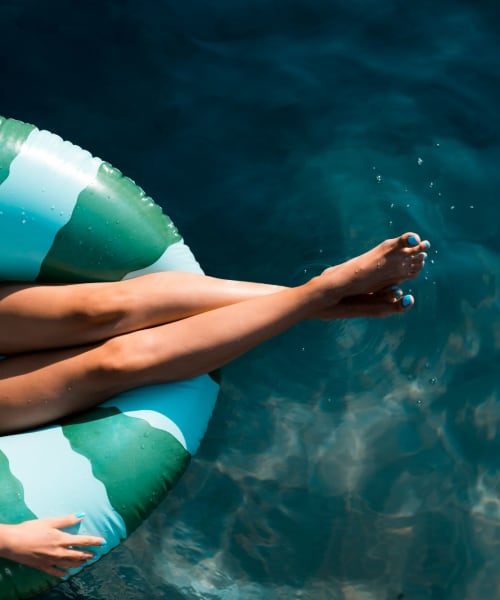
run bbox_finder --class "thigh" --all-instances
[0,282,100,354]
[0,341,116,434]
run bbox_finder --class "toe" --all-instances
[389,286,404,301]
[399,294,414,311]
[410,252,427,265]
[403,232,421,248]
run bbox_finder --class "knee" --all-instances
[68,284,128,339]
[93,335,142,393]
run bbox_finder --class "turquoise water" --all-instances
[1,1,499,598]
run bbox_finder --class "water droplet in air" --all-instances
[376,174,382,183]
[417,157,423,166]
[429,377,437,384]
[450,205,455,210]
[429,181,435,188]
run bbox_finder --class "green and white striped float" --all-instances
[0,116,219,599]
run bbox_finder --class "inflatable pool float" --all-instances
[0,116,219,599]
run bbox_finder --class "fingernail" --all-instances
[402,294,413,307]
[420,252,428,259]
[407,235,419,247]
[394,289,403,299]
[75,512,86,519]
[423,240,431,249]
[101,540,108,546]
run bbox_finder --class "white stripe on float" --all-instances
[103,375,219,455]
[122,240,204,279]
[0,128,102,281]
[0,425,126,546]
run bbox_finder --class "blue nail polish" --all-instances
[101,540,108,546]
[75,512,85,519]
[407,235,419,247]
[423,240,431,249]
[402,295,413,307]
[394,289,403,299]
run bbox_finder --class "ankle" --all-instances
[300,276,342,313]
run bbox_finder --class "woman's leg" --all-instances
[0,232,427,433]
[0,232,428,354]
[0,274,285,354]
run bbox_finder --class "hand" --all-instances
[0,514,106,577]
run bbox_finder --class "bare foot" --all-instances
[313,232,429,303]
[318,287,414,320]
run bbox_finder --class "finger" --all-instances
[54,554,93,569]
[42,564,68,578]
[63,534,107,548]
[43,514,84,529]
[61,548,95,561]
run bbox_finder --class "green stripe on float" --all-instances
[61,407,190,534]
[38,162,182,282]
[0,117,36,186]
[0,450,54,600]
[0,450,36,524]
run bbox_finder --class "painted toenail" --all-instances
[402,294,413,307]
[407,235,419,247]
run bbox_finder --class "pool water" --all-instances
[1,1,499,598]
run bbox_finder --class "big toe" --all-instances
[401,232,431,253]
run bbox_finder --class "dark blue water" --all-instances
[2,1,500,598]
